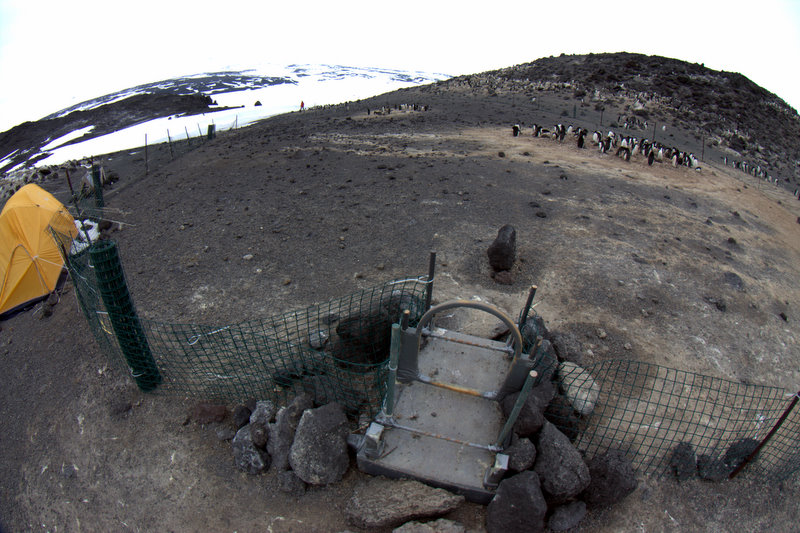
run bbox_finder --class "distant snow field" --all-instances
[30,64,449,168]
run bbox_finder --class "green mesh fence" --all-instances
[58,234,429,417]
[49,207,799,481]
[547,359,800,482]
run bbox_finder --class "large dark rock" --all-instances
[549,330,584,364]
[268,393,314,471]
[582,449,638,506]
[505,436,537,473]
[500,381,554,438]
[548,501,587,531]
[231,425,270,474]
[670,441,697,481]
[288,402,350,485]
[534,422,591,502]
[487,224,516,272]
[544,393,582,441]
[346,478,464,529]
[249,400,276,449]
[521,315,550,346]
[486,471,547,533]
[723,438,759,470]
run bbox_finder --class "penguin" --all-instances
[577,130,585,149]
[512,124,521,137]
[648,150,655,166]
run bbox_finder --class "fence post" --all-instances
[91,164,104,212]
[167,129,174,159]
[144,134,149,176]
[89,240,162,391]
[729,390,800,479]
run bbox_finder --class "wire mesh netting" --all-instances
[53,230,429,417]
[49,203,799,482]
[547,359,800,482]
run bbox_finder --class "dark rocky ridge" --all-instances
[0,93,225,172]
[444,52,800,188]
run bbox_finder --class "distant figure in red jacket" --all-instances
[300,101,305,111]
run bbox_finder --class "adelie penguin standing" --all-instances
[512,124,521,137]
[577,130,585,149]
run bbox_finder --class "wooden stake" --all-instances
[729,391,800,479]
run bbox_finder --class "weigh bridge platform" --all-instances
[353,295,542,504]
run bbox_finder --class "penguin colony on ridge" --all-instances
[524,121,702,170]
[518,122,795,196]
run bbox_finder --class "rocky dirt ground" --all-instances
[1,84,800,532]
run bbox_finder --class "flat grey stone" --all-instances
[346,478,464,529]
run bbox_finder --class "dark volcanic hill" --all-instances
[443,52,800,188]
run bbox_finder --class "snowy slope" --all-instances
[2,64,449,171]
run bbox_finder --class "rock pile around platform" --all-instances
[188,312,638,532]
[484,315,638,532]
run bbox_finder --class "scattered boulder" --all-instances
[534,422,591,502]
[487,224,516,272]
[232,404,252,430]
[392,519,466,533]
[558,361,600,416]
[505,436,537,473]
[232,425,270,474]
[670,442,697,481]
[486,471,548,533]
[582,449,638,506]
[190,401,228,424]
[722,271,745,291]
[549,330,583,364]
[345,478,464,529]
[249,400,276,448]
[289,402,350,485]
[548,500,587,531]
[268,393,314,471]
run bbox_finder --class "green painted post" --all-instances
[90,240,161,391]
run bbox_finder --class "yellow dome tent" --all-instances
[0,183,77,317]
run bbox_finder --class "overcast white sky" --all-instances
[1,0,799,132]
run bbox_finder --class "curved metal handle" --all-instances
[414,299,523,360]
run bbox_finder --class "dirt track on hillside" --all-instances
[1,86,799,532]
